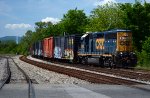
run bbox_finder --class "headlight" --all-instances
[120,52,123,55]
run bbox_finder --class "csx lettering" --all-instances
[96,39,104,49]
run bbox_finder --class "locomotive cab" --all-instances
[115,31,137,68]
[117,31,132,52]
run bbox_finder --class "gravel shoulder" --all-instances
[0,58,7,81]
[13,55,90,84]
[8,58,26,83]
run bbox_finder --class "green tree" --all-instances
[61,8,88,34]
[121,2,150,51]
[0,41,17,54]
[138,37,150,68]
[35,21,53,40]
[87,2,126,32]
[51,23,64,36]
[17,30,34,55]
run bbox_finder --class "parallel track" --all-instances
[11,57,35,98]
[0,56,35,98]
[0,57,11,90]
[47,58,150,82]
[20,56,150,85]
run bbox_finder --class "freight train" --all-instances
[30,29,137,68]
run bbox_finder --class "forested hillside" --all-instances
[0,36,22,43]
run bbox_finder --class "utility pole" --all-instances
[16,36,18,44]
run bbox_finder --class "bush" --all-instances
[138,37,150,68]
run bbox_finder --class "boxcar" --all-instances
[31,40,43,57]
[54,35,81,62]
[37,40,43,57]
[64,35,81,62]
[54,36,65,59]
[43,37,54,58]
[34,41,39,56]
[30,43,35,56]
[34,42,38,56]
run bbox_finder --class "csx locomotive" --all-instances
[31,29,137,68]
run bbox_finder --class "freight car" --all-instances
[43,37,54,58]
[31,35,81,62]
[54,35,81,62]
[78,29,137,68]
[31,40,43,58]
[30,29,137,68]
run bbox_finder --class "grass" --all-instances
[135,64,150,71]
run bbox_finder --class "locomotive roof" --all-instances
[81,29,131,39]
[92,29,131,35]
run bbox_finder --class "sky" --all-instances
[0,0,149,37]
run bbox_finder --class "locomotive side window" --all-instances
[105,33,117,39]
[96,33,104,38]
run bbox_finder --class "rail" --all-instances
[20,56,150,85]
[0,57,11,90]
[11,58,35,98]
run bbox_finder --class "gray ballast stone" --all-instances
[0,58,7,81]
[13,56,90,84]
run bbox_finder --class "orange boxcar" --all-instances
[43,37,54,58]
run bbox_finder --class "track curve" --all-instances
[20,56,150,85]
[11,57,35,98]
[0,57,11,90]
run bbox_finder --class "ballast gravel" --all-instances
[13,56,90,84]
[8,58,26,83]
[0,58,7,81]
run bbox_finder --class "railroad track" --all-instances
[71,65,150,82]
[0,57,11,90]
[0,56,35,98]
[44,58,150,82]
[20,56,150,85]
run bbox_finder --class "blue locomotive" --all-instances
[78,29,137,68]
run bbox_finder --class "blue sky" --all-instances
[0,0,149,37]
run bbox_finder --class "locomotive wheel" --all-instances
[99,58,104,67]
[82,57,88,65]
[109,61,114,69]
[77,57,82,63]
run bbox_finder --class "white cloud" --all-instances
[94,0,117,6]
[5,23,32,29]
[41,17,60,24]
[145,0,150,3]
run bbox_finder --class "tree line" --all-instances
[3,1,150,68]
